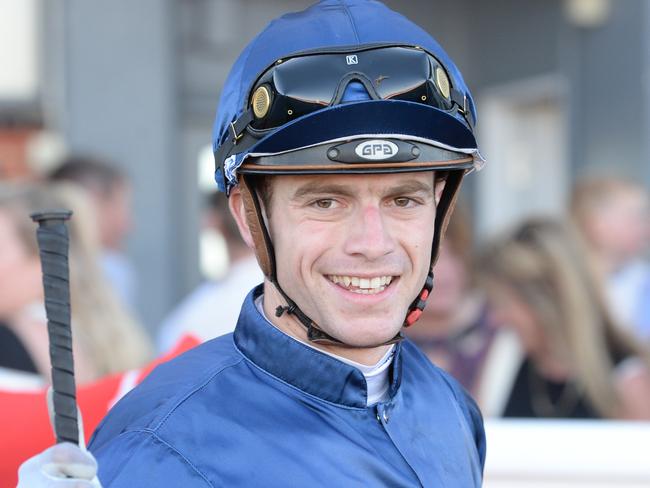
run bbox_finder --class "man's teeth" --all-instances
[328,275,393,294]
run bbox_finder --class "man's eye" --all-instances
[394,197,413,207]
[314,199,335,209]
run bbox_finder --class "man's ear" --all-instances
[434,173,448,206]
[228,187,255,249]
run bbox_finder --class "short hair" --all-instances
[48,155,125,196]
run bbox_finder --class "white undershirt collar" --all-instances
[254,295,394,406]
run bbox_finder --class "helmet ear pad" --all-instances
[431,169,466,267]
[237,176,276,280]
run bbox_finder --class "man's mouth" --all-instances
[326,275,394,295]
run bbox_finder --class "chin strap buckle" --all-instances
[275,304,296,317]
[404,271,434,327]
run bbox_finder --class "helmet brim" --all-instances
[245,99,476,156]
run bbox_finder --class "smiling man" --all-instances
[240,172,444,358]
[47,1,488,486]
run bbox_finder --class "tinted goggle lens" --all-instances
[249,46,468,131]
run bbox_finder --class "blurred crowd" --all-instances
[1,153,650,483]
[0,156,152,386]
[406,175,650,420]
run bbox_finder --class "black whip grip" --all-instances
[31,209,79,445]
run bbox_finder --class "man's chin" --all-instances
[325,321,403,348]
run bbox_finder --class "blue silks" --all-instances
[89,286,485,487]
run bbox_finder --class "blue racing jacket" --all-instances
[89,286,486,486]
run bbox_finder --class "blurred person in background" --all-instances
[48,155,138,310]
[404,202,497,397]
[0,182,152,385]
[479,217,650,419]
[571,176,650,341]
[157,191,262,352]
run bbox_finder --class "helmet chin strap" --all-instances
[271,278,406,348]
[275,274,434,346]
[238,172,460,349]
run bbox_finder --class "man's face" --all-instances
[264,171,440,347]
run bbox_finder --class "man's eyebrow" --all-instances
[291,179,435,200]
[385,180,434,196]
[291,182,356,199]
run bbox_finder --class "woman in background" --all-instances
[0,182,152,384]
[570,176,650,341]
[478,217,650,419]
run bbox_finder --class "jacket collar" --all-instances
[233,285,402,408]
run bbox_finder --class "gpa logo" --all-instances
[354,140,399,160]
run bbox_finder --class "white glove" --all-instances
[16,387,102,487]
[17,442,101,487]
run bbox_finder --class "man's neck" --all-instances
[261,281,391,366]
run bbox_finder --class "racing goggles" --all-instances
[247,44,475,133]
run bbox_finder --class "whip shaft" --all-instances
[31,209,79,445]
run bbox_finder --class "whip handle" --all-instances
[31,210,79,445]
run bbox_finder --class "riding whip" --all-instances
[31,209,79,445]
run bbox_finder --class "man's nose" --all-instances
[343,205,396,260]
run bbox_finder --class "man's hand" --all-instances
[17,442,102,487]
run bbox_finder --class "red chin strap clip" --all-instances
[404,271,434,327]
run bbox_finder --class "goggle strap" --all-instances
[215,108,257,193]
[450,87,473,127]
[229,108,255,143]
